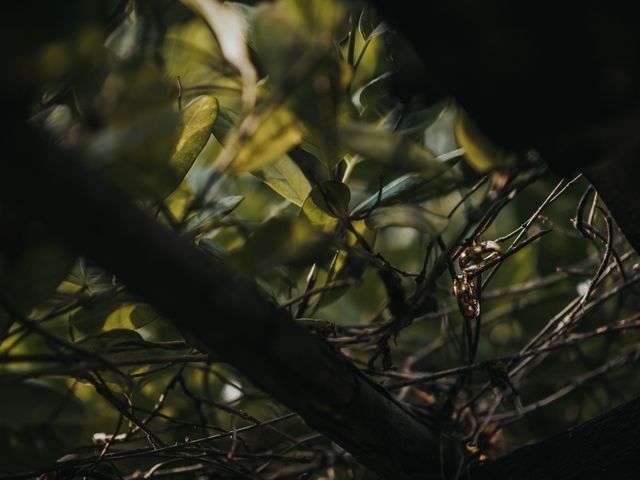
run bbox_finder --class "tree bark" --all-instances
[0,118,440,479]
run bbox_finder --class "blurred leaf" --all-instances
[105,7,143,60]
[365,204,449,235]
[339,122,449,176]
[89,88,218,200]
[230,217,329,274]
[397,99,449,139]
[163,18,228,82]
[211,105,238,142]
[254,0,349,169]
[351,24,391,94]
[229,105,304,173]
[454,107,510,172]
[254,155,312,207]
[314,220,373,308]
[182,0,257,109]
[254,0,345,84]
[199,238,228,260]
[352,71,394,116]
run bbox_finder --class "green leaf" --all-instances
[253,0,349,169]
[364,204,449,235]
[181,0,257,108]
[70,294,131,335]
[339,122,449,176]
[301,180,351,231]
[350,169,463,217]
[253,0,345,84]
[87,94,218,200]
[172,95,219,178]
[352,71,394,116]
[229,105,304,173]
[185,195,244,234]
[254,155,312,206]
[130,304,163,329]
[162,18,238,94]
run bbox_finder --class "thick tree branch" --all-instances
[472,395,640,479]
[0,120,438,479]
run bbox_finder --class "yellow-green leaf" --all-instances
[172,95,219,178]
[339,122,447,177]
[254,155,311,207]
[254,0,345,84]
[181,0,257,109]
[229,106,304,173]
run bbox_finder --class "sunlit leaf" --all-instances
[70,294,131,335]
[254,155,311,207]
[254,0,349,169]
[229,105,304,173]
[253,0,345,84]
[88,87,218,200]
[181,0,257,109]
[172,95,219,177]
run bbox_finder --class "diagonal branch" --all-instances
[0,119,439,479]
